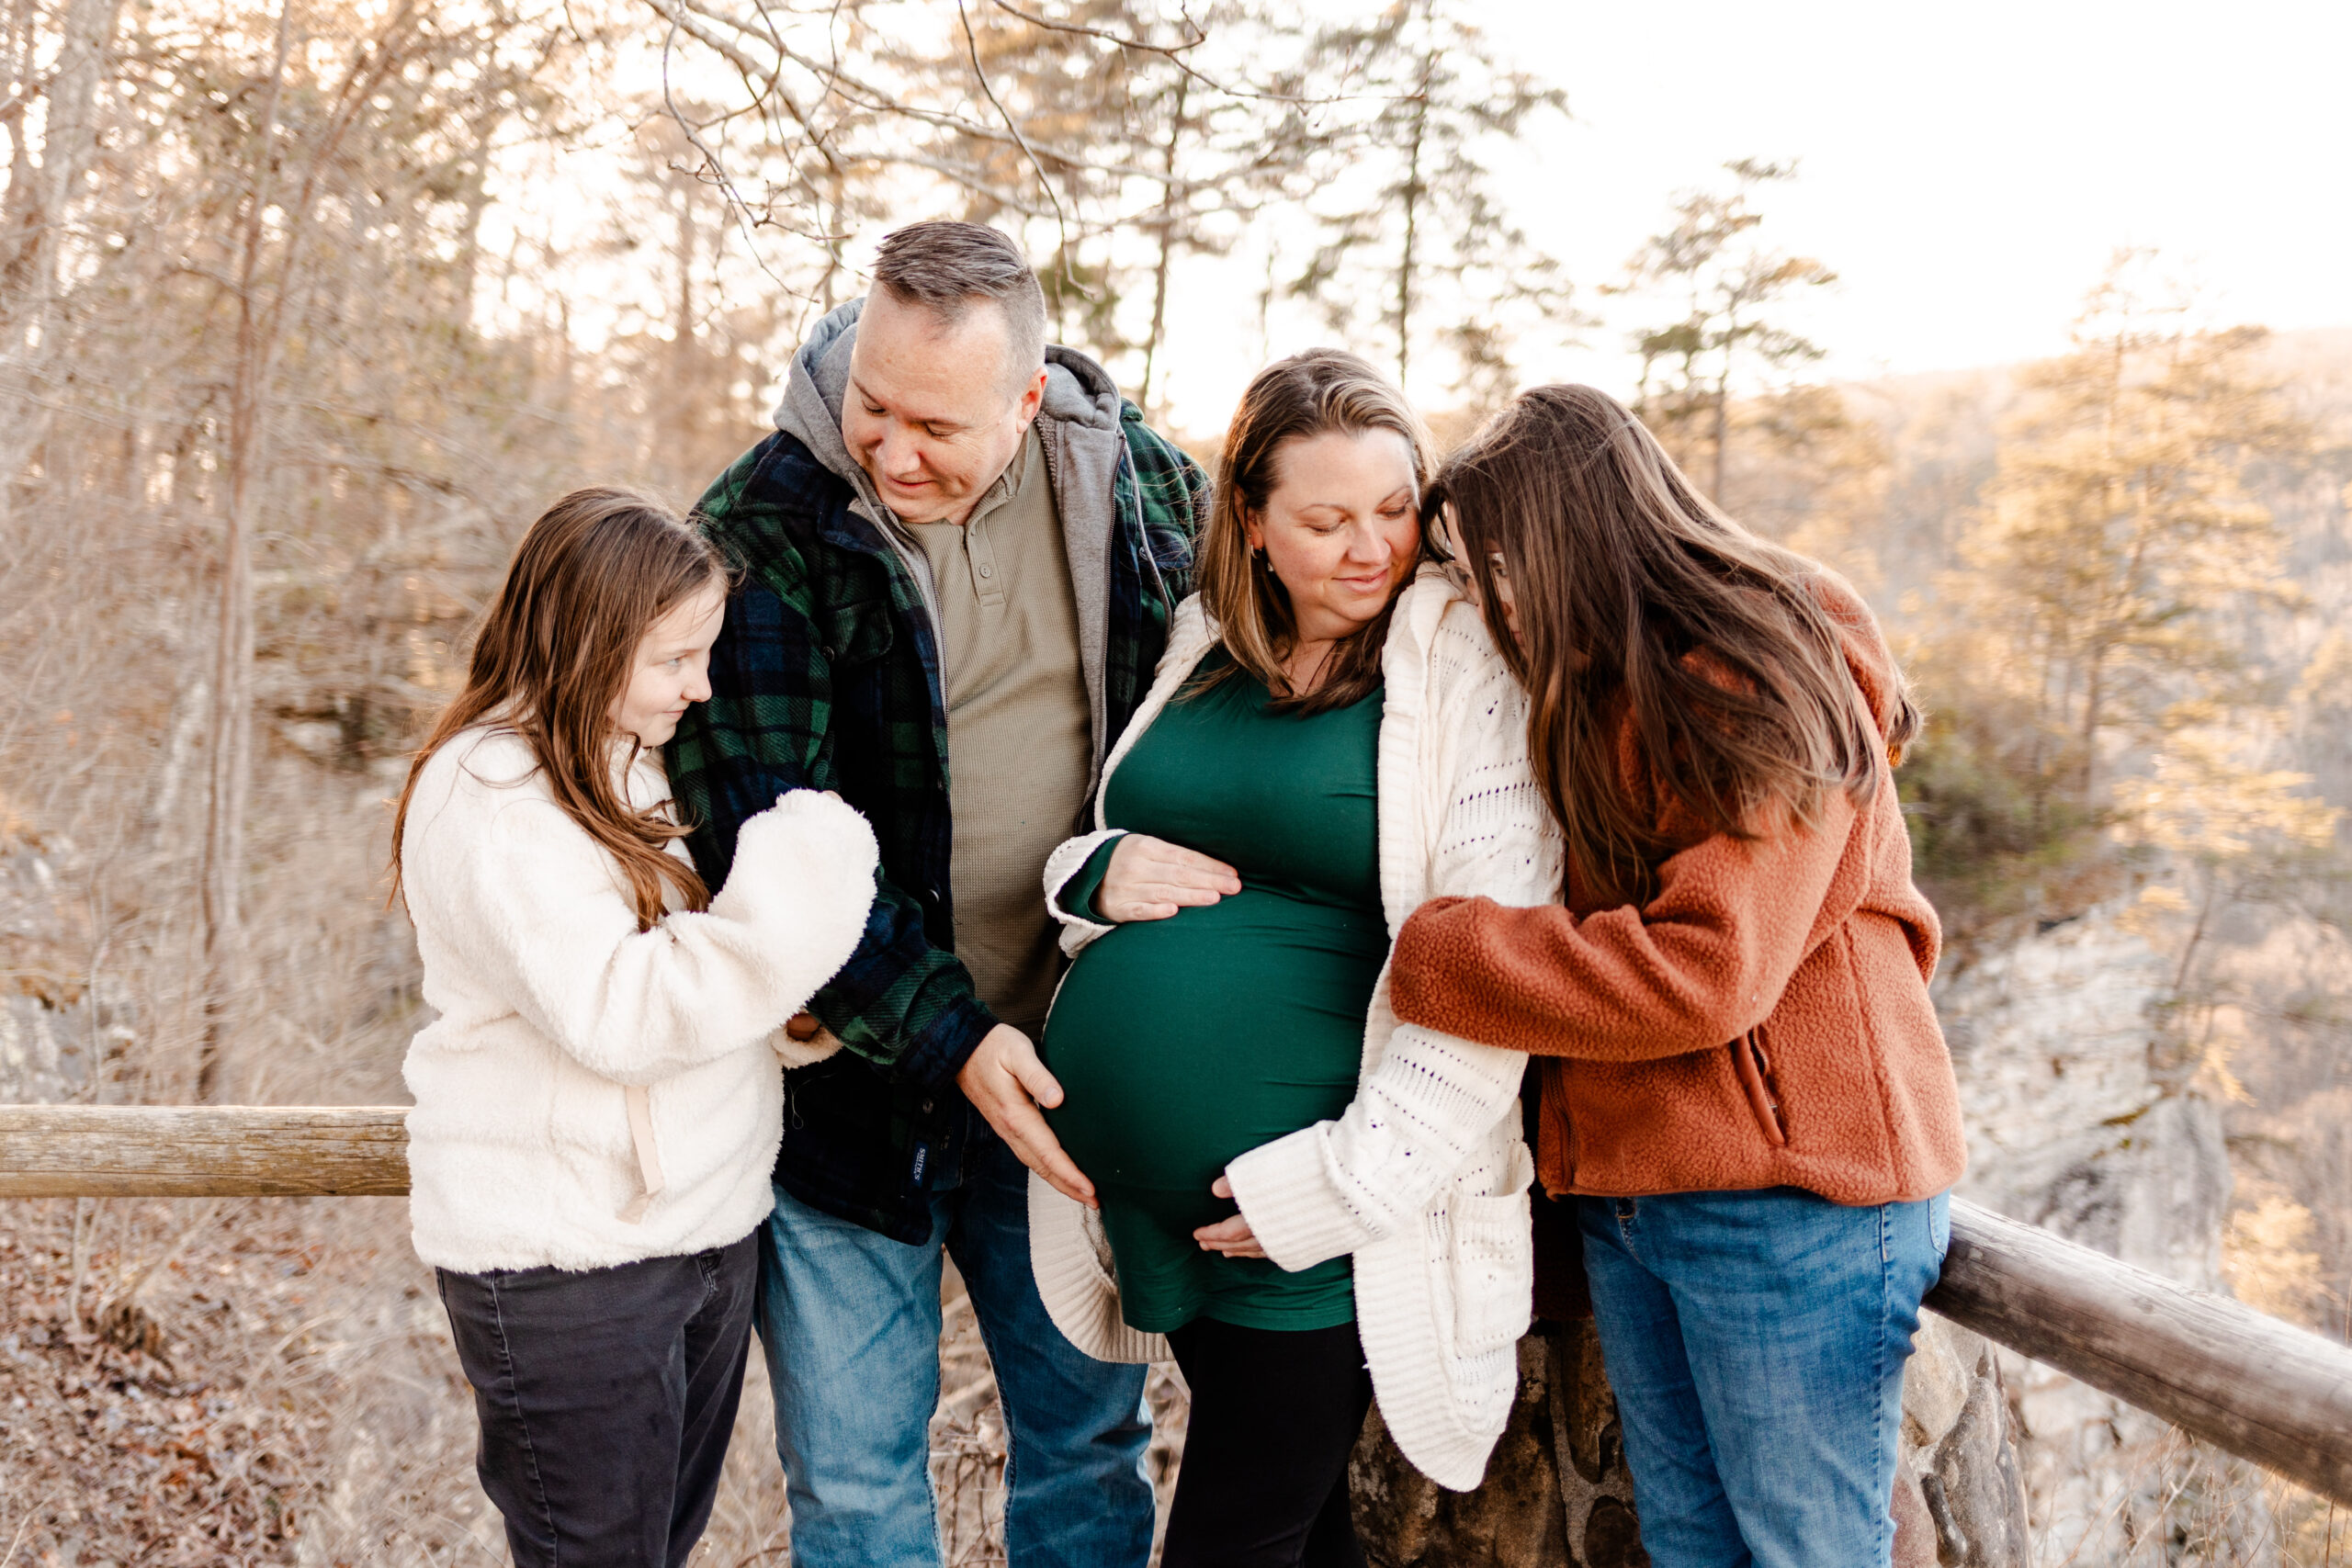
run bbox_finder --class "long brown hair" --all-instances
[1198,349,1433,714]
[390,487,730,931]
[1431,384,1920,906]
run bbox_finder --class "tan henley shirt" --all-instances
[899,426,1092,1035]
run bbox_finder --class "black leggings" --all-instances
[1163,1316,1374,1568]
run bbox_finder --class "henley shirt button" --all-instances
[978,564,993,579]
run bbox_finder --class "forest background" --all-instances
[0,0,2346,1562]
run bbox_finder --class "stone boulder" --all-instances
[1351,1314,2027,1568]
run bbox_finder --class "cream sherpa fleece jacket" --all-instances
[400,727,876,1274]
[1030,570,1565,1491]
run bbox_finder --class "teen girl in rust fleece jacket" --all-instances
[1394,385,1965,1568]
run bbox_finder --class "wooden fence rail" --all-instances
[0,1105,407,1197]
[5,1104,2350,1506]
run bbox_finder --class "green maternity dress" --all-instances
[1041,653,1386,1333]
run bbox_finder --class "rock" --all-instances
[1351,1325,1643,1568]
[1918,1342,2031,1568]
[1895,1315,2030,1568]
[1546,1324,1645,1567]
[1351,1314,2032,1568]
[0,989,115,1103]
[1936,899,2266,1562]
[1892,1454,1938,1568]
[1351,1336,1569,1568]
[1901,1315,1979,1450]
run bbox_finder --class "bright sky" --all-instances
[1156,0,2352,424]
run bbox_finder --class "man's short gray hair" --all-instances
[871,221,1048,391]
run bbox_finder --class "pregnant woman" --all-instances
[1027,351,1561,1568]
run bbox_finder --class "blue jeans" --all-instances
[755,1133,1156,1568]
[1579,1188,1951,1568]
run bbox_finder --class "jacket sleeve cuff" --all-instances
[1225,1125,1376,1272]
[890,991,999,1092]
[1388,895,1486,1032]
[1044,829,1125,956]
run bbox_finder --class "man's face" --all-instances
[842,289,1046,526]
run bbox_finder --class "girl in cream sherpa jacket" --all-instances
[400,728,876,1273]
[1031,568,1565,1491]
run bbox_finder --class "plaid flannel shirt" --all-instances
[667,405,1204,1242]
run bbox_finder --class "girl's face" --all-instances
[1436,503,1520,645]
[609,583,726,748]
[1247,427,1421,647]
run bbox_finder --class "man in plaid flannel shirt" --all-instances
[667,223,1204,1568]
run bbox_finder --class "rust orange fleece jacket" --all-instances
[1388,577,1964,1206]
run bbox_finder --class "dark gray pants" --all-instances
[437,1234,757,1568]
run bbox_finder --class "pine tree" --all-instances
[1286,0,1571,403]
[1612,158,1836,504]
[1962,254,2307,807]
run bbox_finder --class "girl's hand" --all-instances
[1097,833,1240,922]
[1193,1175,1267,1258]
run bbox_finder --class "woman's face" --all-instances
[1248,427,1421,647]
[1436,503,1520,645]
[609,583,726,748]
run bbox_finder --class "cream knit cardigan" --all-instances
[1029,569,1564,1491]
[401,727,877,1275]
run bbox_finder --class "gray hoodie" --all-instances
[771,299,1130,771]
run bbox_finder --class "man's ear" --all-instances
[1016,365,1046,426]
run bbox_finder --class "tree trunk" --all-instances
[0,0,126,481]
[1709,308,1736,505]
[820,161,844,313]
[194,5,296,1101]
[1391,44,1430,388]
[194,334,260,1102]
[1710,376,1729,503]
[2078,650,2104,806]
[1137,70,1188,419]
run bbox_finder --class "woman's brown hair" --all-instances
[1431,384,1921,906]
[1197,349,1434,714]
[389,487,730,931]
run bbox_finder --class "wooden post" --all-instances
[1928,1197,2352,1507]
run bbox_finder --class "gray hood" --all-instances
[772,298,1130,772]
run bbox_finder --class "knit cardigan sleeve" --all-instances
[406,753,879,1087]
[1225,604,1555,1271]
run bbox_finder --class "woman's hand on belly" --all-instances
[1100,833,1242,922]
[1192,1174,1269,1259]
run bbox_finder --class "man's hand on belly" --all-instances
[957,1024,1098,1207]
[1100,834,1241,921]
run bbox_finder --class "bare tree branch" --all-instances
[657,11,812,302]
[955,0,1069,277]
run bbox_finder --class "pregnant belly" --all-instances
[1041,888,1385,1195]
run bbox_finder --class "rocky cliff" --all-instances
[1938,904,2276,1564]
